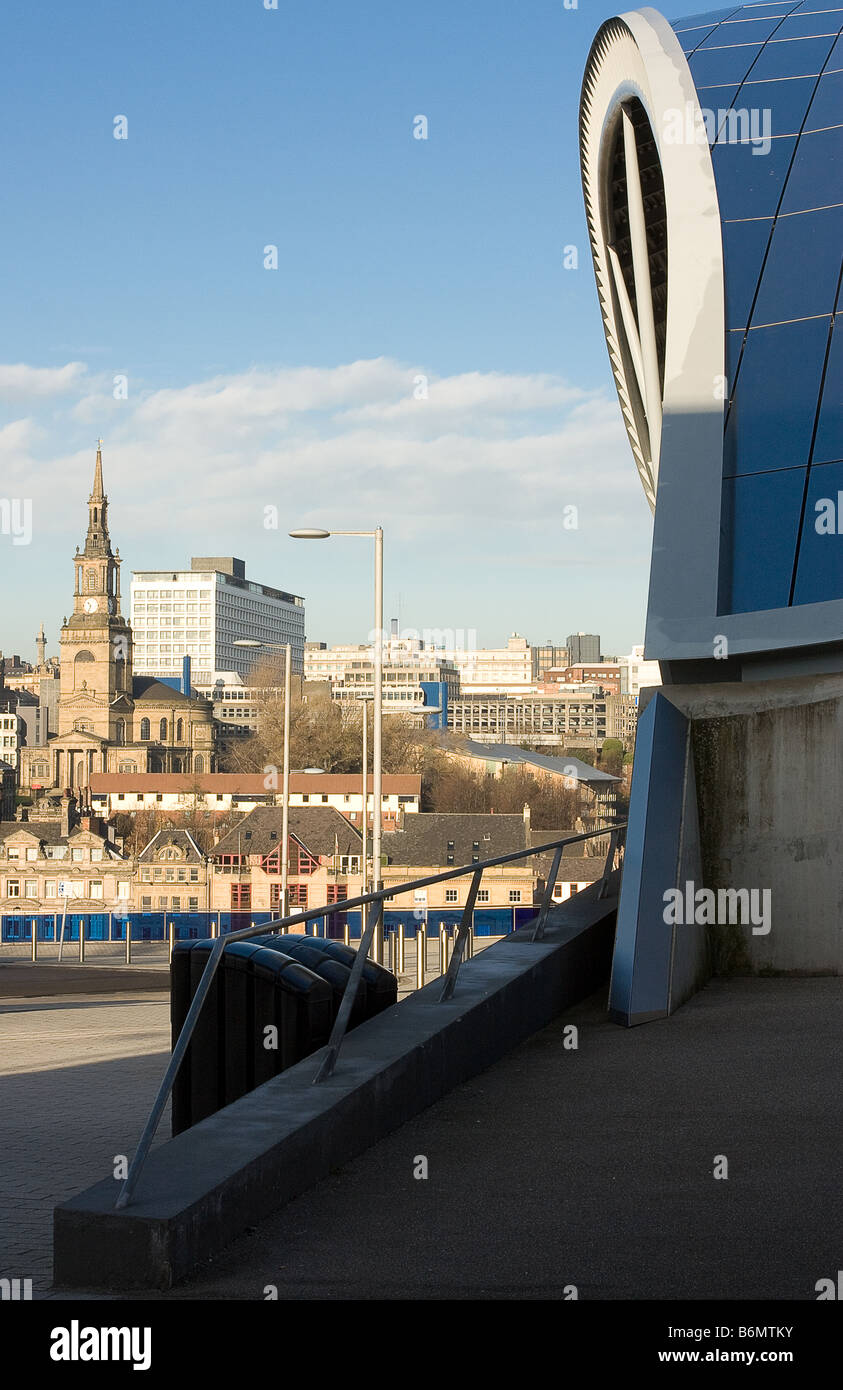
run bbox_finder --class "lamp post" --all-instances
[233,639,292,917]
[290,526,384,961]
[356,693,374,897]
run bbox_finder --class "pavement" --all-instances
[140,976,843,1302]
[4,959,841,1301]
[0,990,171,1291]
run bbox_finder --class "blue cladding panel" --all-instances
[698,16,786,42]
[726,328,746,386]
[722,468,807,610]
[675,9,742,28]
[793,460,843,602]
[752,204,843,322]
[722,218,773,328]
[741,75,821,135]
[776,11,843,37]
[677,24,721,49]
[689,42,766,83]
[780,126,843,210]
[812,318,843,464]
[723,317,830,474]
[711,137,797,216]
[804,70,843,129]
[748,34,838,77]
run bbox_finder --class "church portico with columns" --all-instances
[20,446,217,795]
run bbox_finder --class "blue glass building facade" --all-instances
[673,2,843,615]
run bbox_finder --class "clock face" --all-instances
[83,597,98,614]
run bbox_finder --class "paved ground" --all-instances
[0,991,171,1291]
[140,976,842,1302]
[0,934,493,1292]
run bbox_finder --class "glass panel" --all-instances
[694,81,744,121]
[723,317,829,475]
[689,44,766,85]
[793,0,843,12]
[677,24,720,51]
[803,70,843,130]
[780,126,843,211]
[722,217,773,328]
[699,17,785,45]
[793,459,843,603]
[720,468,807,612]
[748,34,837,80]
[812,317,843,463]
[726,328,746,388]
[712,135,797,216]
[674,9,740,29]
[828,32,843,66]
[752,203,843,322]
[775,11,843,37]
[739,74,818,135]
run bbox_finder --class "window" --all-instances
[72,848,84,862]
[118,882,130,899]
[115,718,125,745]
[176,719,184,741]
[159,718,168,740]
[7,880,20,897]
[26,848,37,861]
[45,880,57,899]
[24,880,37,898]
[6,848,20,860]
[188,897,199,912]
[445,888,459,903]
[89,881,103,899]
[90,848,103,862]
[288,884,308,907]
[140,718,150,740]
[477,889,490,903]
[141,895,152,911]
[231,883,251,910]
[509,890,522,903]
[189,868,199,882]
[171,897,180,910]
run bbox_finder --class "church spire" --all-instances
[84,439,111,557]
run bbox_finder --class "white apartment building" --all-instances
[131,557,305,683]
[0,712,21,770]
[437,633,534,694]
[88,773,421,825]
[305,637,459,714]
[618,645,662,698]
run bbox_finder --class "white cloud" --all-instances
[0,362,87,399]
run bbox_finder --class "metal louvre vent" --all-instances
[607,98,667,389]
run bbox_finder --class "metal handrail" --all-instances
[115,820,626,1209]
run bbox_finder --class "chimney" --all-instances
[523,802,531,838]
[60,793,76,838]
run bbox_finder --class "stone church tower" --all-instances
[21,446,217,793]
[58,442,134,743]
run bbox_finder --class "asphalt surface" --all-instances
[142,976,843,1301]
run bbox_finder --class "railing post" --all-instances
[531,844,564,942]
[79,918,85,964]
[416,924,426,991]
[397,921,405,974]
[313,897,383,1084]
[126,918,131,965]
[438,922,448,976]
[439,868,483,1002]
[31,918,37,963]
[465,925,473,961]
[168,920,175,964]
[343,919,350,946]
[598,828,620,900]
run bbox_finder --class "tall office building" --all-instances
[566,632,601,665]
[131,557,305,682]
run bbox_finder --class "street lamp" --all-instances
[290,526,384,961]
[355,693,374,898]
[233,638,292,918]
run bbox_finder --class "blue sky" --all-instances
[0,0,691,661]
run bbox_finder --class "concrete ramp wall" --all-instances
[54,882,618,1291]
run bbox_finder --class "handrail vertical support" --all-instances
[439,868,483,1002]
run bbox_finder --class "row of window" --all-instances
[4,879,131,899]
[140,896,201,911]
[3,846,105,862]
[138,868,201,882]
